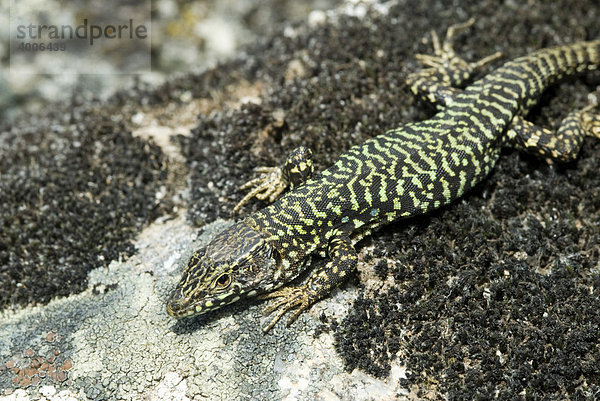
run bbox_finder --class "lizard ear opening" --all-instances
[271,247,283,268]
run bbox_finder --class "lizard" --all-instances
[166,19,600,332]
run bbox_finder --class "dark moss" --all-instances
[0,104,171,309]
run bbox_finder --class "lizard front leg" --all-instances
[259,234,357,332]
[233,146,314,214]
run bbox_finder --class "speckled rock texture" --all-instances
[0,0,341,122]
[1,0,600,399]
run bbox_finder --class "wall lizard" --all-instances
[167,19,600,332]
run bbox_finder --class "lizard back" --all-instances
[247,40,600,269]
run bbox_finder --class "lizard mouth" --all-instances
[165,289,206,318]
[165,288,243,318]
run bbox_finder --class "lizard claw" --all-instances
[259,287,312,332]
[581,99,600,138]
[414,18,501,72]
[233,166,286,214]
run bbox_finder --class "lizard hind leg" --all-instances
[582,105,600,139]
[406,18,502,108]
[233,146,314,214]
[504,101,600,162]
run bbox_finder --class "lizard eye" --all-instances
[215,273,231,288]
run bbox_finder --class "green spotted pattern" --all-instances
[167,37,600,332]
[247,40,600,275]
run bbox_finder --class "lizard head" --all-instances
[166,221,278,319]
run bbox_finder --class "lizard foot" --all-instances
[259,287,314,332]
[582,95,600,138]
[233,166,286,214]
[415,18,501,73]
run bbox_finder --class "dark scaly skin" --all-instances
[167,21,600,332]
